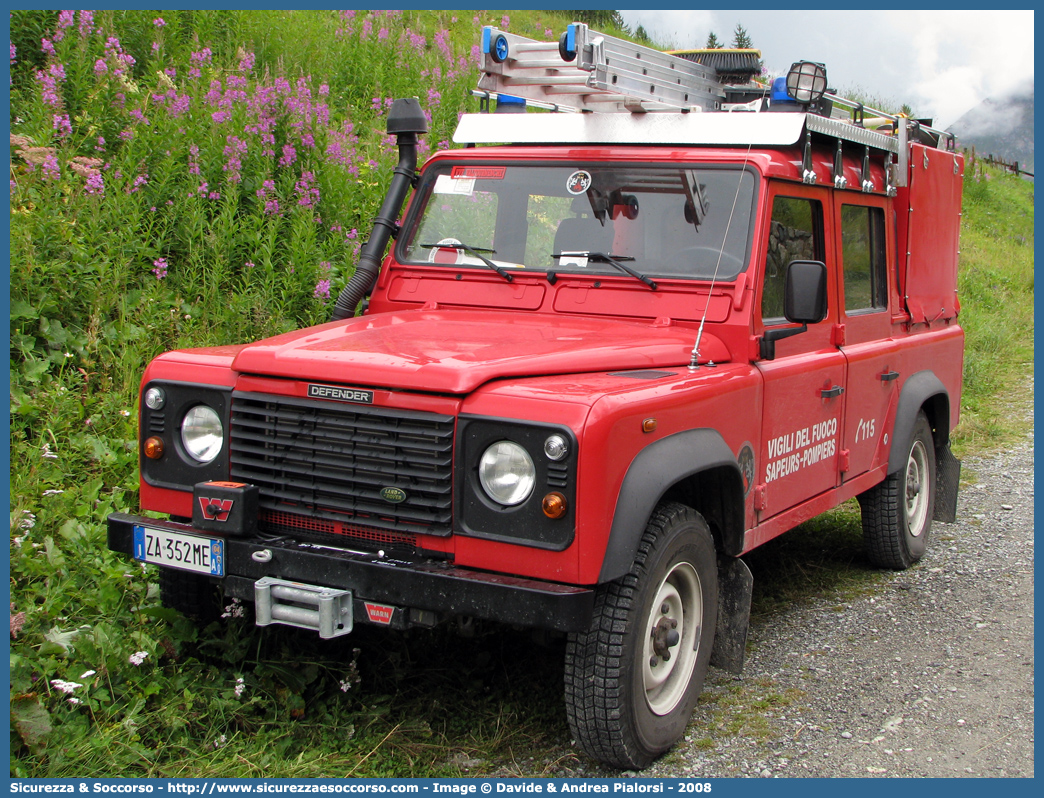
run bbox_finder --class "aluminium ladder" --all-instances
[477,23,727,113]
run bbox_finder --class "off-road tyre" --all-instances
[859,411,936,570]
[564,502,717,769]
[159,568,222,623]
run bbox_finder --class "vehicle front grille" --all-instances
[229,392,454,548]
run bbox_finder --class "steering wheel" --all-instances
[667,246,743,275]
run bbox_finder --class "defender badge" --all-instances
[307,384,374,404]
[380,487,407,504]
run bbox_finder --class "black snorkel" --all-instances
[330,97,428,321]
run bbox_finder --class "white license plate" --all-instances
[133,525,225,576]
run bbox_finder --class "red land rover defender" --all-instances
[108,25,964,768]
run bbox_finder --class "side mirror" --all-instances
[784,260,828,324]
[760,260,828,360]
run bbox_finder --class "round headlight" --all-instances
[144,386,166,410]
[479,441,536,506]
[181,405,223,463]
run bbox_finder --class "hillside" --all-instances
[949,81,1034,172]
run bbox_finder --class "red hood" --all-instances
[230,309,729,394]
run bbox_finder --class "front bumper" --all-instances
[107,513,594,633]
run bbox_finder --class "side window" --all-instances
[840,204,887,312]
[762,196,823,322]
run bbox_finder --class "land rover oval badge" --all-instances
[380,487,407,504]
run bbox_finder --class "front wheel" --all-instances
[564,502,717,769]
[859,411,936,570]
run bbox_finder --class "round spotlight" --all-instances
[786,61,828,105]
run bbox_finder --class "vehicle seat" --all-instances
[553,215,616,264]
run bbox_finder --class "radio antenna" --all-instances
[689,142,754,370]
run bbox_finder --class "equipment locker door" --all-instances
[755,187,846,520]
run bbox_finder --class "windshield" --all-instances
[400,163,756,281]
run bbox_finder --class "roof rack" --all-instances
[471,24,959,190]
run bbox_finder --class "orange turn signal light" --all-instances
[144,436,164,459]
[642,418,658,433]
[542,492,567,519]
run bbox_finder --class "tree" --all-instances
[704,31,722,49]
[634,24,651,44]
[560,10,625,30]
[732,23,753,49]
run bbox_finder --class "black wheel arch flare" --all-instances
[598,428,745,583]
[888,370,951,474]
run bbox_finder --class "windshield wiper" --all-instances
[421,240,513,283]
[552,251,658,290]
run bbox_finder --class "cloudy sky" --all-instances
[617,9,1034,128]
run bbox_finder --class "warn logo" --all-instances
[198,497,234,522]
[364,603,395,625]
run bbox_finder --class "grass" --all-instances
[950,167,1035,453]
[8,8,1035,778]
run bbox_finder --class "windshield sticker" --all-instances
[557,252,589,268]
[566,170,592,195]
[451,165,506,180]
[433,174,475,196]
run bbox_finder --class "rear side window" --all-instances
[840,204,887,312]
[762,196,823,322]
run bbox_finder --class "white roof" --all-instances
[453,111,900,154]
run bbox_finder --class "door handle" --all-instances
[879,370,900,382]
[821,385,844,399]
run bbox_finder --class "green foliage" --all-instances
[950,166,1034,451]
[7,9,592,778]
[731,24,753,50]
[558,11,626,32]
[704,32,722,49]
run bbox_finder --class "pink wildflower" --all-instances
[52,114,72,138]
[78,10,94,38]
[85,172,104,196]
[42,152,60,180]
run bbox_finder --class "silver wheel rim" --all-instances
[642,561,702,716]
[905,439,930,537]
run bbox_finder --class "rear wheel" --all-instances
[859,412,936,570]
[565,502,717,769]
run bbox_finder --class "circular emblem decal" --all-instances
[380,487,407,504]
[566,170,592,195]
[737,444,755,497]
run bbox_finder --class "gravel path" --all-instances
[641,431,1035,778]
